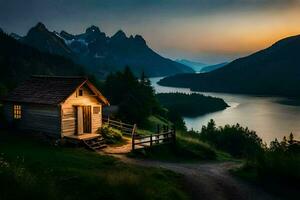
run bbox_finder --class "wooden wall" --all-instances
[3,103,61,137]
[61,85,102,137]
[3,84,104,138]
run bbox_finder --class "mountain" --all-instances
[16,23,194,77]
[10,33,22,40]
[20,23,74,59]
[200,62,228,73]
[176,59,207,71]
[159,34,300,97]
[0,31,83,94]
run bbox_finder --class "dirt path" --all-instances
[109,154,277,200]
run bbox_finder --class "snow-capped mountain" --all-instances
[14,22,194,77]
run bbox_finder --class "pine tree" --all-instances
[288,132,294,145]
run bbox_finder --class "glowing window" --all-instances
[14,105,21,119]
[93,106,100,114]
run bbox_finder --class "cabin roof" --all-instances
[3,76,109,105]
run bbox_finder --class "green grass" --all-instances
[132,116,235,162]
[129,131,217,162]
[138,115,171,135]
[0,130,188,200]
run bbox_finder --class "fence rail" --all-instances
[103,118,176,150]
[103,118,136,136]
[132,129,176,150]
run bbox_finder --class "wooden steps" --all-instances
[83,136,107,151]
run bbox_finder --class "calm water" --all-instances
[150,77,300,143]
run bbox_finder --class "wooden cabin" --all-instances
[2,76,110,140]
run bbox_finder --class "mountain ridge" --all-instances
[176,59,207,71]
[159,34,300,97]
[200,62,228,73]
[13,22,194,77]
[0,31,83,94]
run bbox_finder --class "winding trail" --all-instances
[101,139,277,200]
[109,154,277,200]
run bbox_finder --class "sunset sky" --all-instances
[1,0,300,63]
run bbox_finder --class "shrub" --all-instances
[98,125,122,144]
[257,134,300,184]
[200,119,264,159]
[0,104,8,129]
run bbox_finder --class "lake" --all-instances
[150,77,300,143]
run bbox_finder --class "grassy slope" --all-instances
[131,115,232,162]
[0,130,188,200]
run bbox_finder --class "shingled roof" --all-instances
[3,76,109,105]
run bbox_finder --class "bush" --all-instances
[0,83,8,97]
[0,104,8,129]
[257,134,300,184]
[234,134,300,199]
[200,119,264,159]
[98,125,122,144]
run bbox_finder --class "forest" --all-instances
[157,93,229,117]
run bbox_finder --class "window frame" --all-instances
[78,89,83,96]
[13,105,22,119]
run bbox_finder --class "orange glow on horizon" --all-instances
[141,5,300,61]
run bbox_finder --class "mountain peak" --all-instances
[86,25,101,34]
[34,22,47,31]
[134,35,146,46]
[60,30,75,40]
[112,30,127,39]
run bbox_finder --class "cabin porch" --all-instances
[64,133,100,141]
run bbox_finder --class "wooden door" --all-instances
[77,106,83,135]
[83,106,92,133]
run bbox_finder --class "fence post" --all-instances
[173,128,176,144]
[132,124,137,136]
[120,120,123,132]
[157,124,160,133]
[150,134,153,147]
[132,132,135,151]
[107,117,110,126]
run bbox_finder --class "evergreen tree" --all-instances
[288,133,294,145]
[103,67,158,124]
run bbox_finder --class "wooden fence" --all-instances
[132,128,176,150]
[103,117,136,136]
[103,118,176,150]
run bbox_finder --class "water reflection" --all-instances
[150,77,300,143]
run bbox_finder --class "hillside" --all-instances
[16,23,194,77]
[200,62,228,73]
[0,130,187,200]
[176,59,207,71]
[0,31,83,94]
[159,34,300,97]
